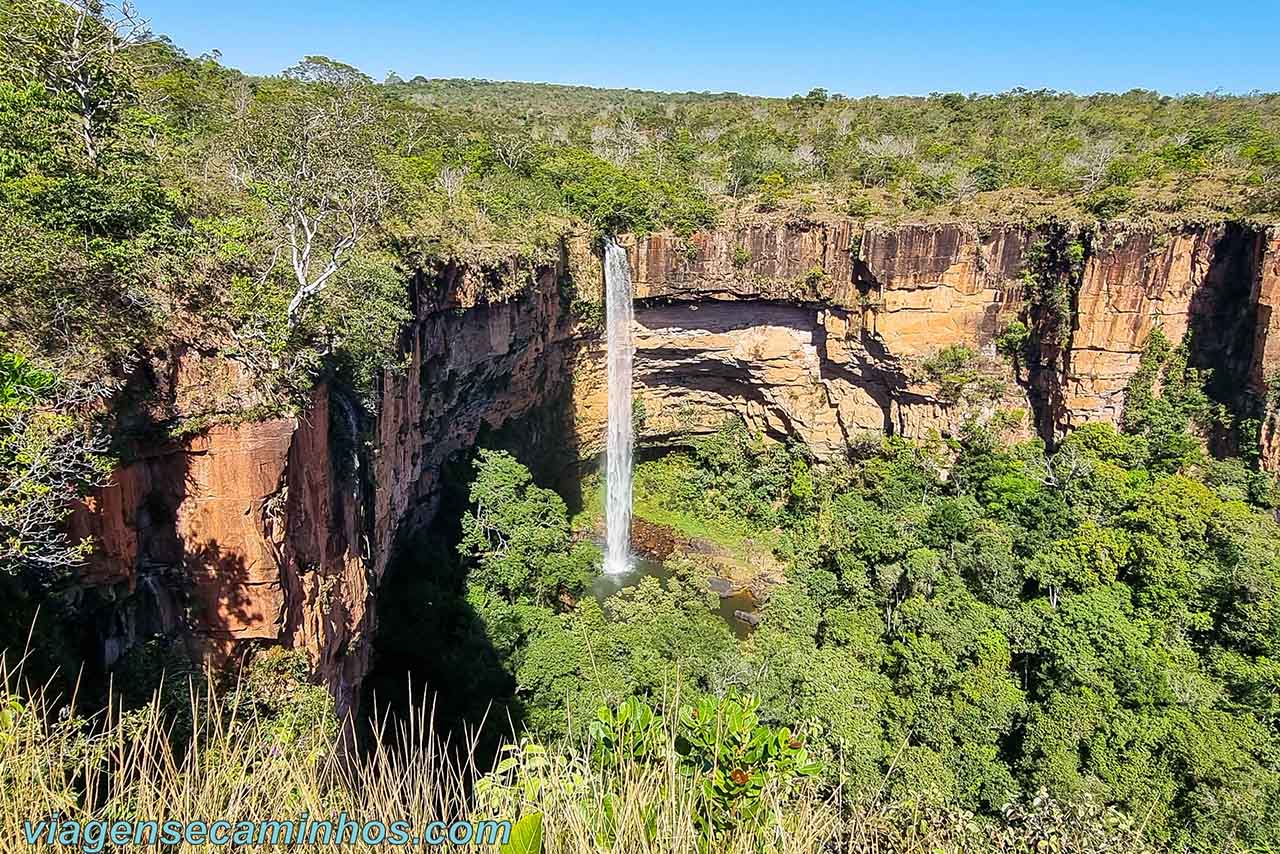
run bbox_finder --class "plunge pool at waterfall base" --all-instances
[590,557,759,640]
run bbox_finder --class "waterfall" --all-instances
[603,239,634,575]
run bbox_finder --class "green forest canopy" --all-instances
[419,408,1280,851]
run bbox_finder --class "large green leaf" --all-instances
[501,812,543,854]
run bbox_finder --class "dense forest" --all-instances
[3,1,1280,852]
[377,363,1280,850]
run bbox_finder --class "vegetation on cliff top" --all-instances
[3,0,1280,421]
[392,77,1280,227]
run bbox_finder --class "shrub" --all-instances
[845,194,876,217]
[921,344,981,404]
[804,265,829,288]
[757,172,785,211]
[675,694,821,839]
[994,320,1030,358]
[1086,184,1134,218]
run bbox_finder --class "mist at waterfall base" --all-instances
[603,239,634,575]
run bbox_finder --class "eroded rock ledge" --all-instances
[71,218,1280,706]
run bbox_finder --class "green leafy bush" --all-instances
[994,320,1030,358]
[675,693,821,838]
[459,449,596,607]
[921,344,982,404]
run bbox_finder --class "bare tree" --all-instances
[589,125,615,161]
[836,110,855,136]
[1028,443,1093,492]
[590,114,647,166]
[0,0,149,164]
[390,106,433,157]
[493,130,531,171]
[436,165,468,206]
[857,134,917,159]
[232,88,395,322]
[1065,140,1119,191]
[231,78,252,119]
[953,170,980,201]
[793,143,820,171]
[698,126,724,144]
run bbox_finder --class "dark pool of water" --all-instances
[591,557,758,640]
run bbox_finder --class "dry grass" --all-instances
[0,652,1157,854]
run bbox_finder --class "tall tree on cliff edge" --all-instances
[229,71,397,323]
[0,0,206,383]
[0,0,147,165]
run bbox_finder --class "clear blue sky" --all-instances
[145,0,1280,97]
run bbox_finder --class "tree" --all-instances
[459,449,595,607]
[282,55,371,88]
[1065,139,1119,192]
[231,84,396,321]
[0,1,199,383]
[492,128,532,172]
[0,0,148,165]
[0,352,110,583]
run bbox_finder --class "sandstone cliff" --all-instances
[70,218,1280,705]
[71,384,368,708]
[578,223,1036,457]
[594,220,1279,455]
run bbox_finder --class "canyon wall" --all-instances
[71,218,1280,704]
[587,221,1279,458]
[578,223,1036,457]
[72,257,587,710]
[71,382,368,708]
[369,259,585,583]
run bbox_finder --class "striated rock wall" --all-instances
[593,222,1037,453]
[369,260,585,580]
[576,298,1029,461]
[613,220,1280,450]
[1254,229,1280,469]
[69,218,1280,706]
[1060,224,1264,431]
[71,386,367,710]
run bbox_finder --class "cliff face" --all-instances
[369,261,584,582]
[1258,230,1280,471]
[1061,224,1264,431]
[599,221,1280,454]
[71,384,367,706]
[71,218,1280,704]
[72,258,586,708]
[578,223,1036,456]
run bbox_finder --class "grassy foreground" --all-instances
[1,655,1157,854]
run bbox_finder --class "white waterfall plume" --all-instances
[603,239,634,575]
